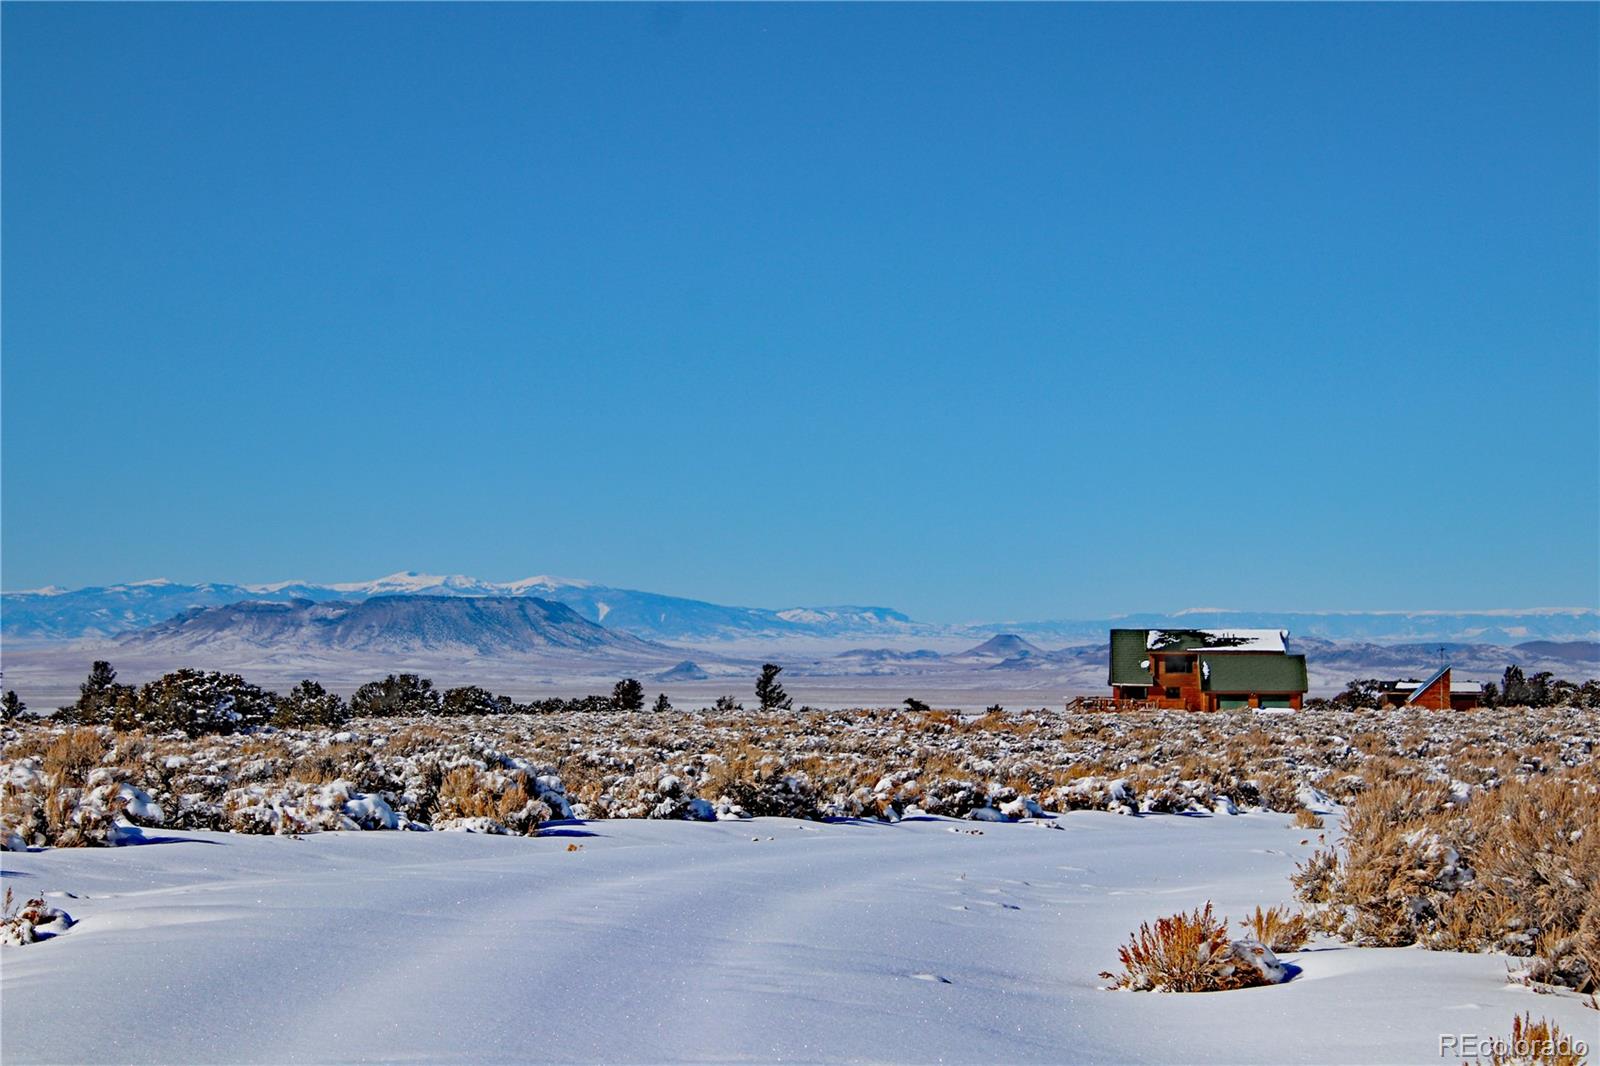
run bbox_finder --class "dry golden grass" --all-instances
[42,728,106,786]
[1482,1014,1590,1066]
[1242,905,1309,952]
[1291,808,1324,830]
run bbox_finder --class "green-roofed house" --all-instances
[1108,628,1309,710]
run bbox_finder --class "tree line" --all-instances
[0,661,796,738]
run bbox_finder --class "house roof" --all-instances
[1146,628,1288,653]
[1111,628,1305,691]
[1109,628,1151,686]
[1406,665,1450,703]
[1200,652,1309,694]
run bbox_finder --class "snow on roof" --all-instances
[1146,628,1288,653]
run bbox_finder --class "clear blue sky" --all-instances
[3,3,1596,621]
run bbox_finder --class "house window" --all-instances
[1163,655,1195,674]
[1165,687,1181,699]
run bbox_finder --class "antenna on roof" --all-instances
[1437,645,1446,667]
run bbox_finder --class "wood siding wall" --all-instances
[1409,668,1452,711]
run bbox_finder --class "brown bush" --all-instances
[431,767,546,835]
[1101,903,1276,992]
[704,761,822,819]
[1297,766,1599,992]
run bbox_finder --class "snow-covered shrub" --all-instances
[0,728,159,847]
[915,777,985,818]
[1241,905,1309,953]
[704,760,822,819]
[1291,847,1340,912]
[221,779,400,835]
[1,887,74,946]
[820,784,897,821]
[113,670,276,737]
[643,774,715,820]
[1046,775,1138,816]
[1101,902,1285,992]
[222,784,312,834]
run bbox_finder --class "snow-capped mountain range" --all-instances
[2,572,918,644]
[3,571,1597,647]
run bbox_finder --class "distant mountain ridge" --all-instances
[4,570,1596,646]
[122,595,662,657]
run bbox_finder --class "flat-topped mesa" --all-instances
[1110,628,1308,710]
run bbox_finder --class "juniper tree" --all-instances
[904,696,930,713]
[66,660,131,723]
[1333,679,1384,710]
[652,692,672,714]
[1501,665,1524,705]
[350,674,441,717]
[611,678,645,712]
[1,691,24,722]
[441,685,511,716]
[273,680,349,729]
[755,663,792,713]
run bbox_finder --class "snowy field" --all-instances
[4,812,1593,1065]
